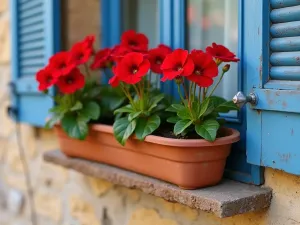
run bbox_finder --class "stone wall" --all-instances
[1,0,300,225]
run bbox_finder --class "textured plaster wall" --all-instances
[1,0,300,225]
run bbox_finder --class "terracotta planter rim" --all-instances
[90,124,240,147]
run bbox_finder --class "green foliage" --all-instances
[113,91,166,146]
[46,80,101,139]
[166,96,238,142]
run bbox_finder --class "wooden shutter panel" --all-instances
[10,0,60,126]
[270,2,300,80]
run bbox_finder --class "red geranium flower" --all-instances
[158,44,172,53]
[186,50,218,87]
[108,70,120,87]
[113,52,150,84]
[148,46,172,74]
[160,49,194,81]
[56,68,85,94]
[49,52,75,77]
[81,35,95,50]
[121,30,148,52]
[68,41,93,66]
[90,48,113,70]
[110,45,132,63]
[36,67,57,91]
[206,43,239,62]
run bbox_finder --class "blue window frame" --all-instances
[101,0,264,185]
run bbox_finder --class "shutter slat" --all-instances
[20,49,44,59]
[270,66,300,80]
[19,22,44,35]
[19,33,44,43]
[20,16,43,28]
[271,37,300,52]
[271,0,300,9]
[270,3,300,80]
[19,7,43,20]
[20,58,44,67]
[270,21,300,38]
[19,0,42,12]
[270,52,300,66]
[270,5,300,23]
[20,41,44,51]
[20,67,42,76]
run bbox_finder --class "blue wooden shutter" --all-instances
[10,0,60,127]
[246,0,300,175]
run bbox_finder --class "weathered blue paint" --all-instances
[265,80,300,90]
[270,21,300,38]
[271,0,300,9]
[253,88,300,113]
[261,111,300,175]
[10,0,60,126]
[271,37,300,52]
[247,0,300,176]
[270,66,300,80]
[270,52,300,66]
[270,5,300,23]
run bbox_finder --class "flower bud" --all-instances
[222,64,230,73]
[175,76,183,84]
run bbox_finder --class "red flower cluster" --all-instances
[110,52,150,85]
[36,35,95,93]
[148,44,172,74]
[206,43,239,62]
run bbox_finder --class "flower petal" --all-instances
[182,56,194,76]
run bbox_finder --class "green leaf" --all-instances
[149,93,165,110]
[174,120,193,135]
[113,117,136,145]
[215,101,239,113]
[86,87,101,98]
[199,99,210,118]
[61,114,88,140]
[80,101,101,121]
[70,101,83,111]
[166,116,181,124]
[45,113,62,129]
[166,104,185,112]
[195,119,220,142]
[114,104,135,114]
[128,111,142,121]
[135,115,161,140]
[177,106,192,120]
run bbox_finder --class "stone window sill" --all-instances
[44,150,272,218]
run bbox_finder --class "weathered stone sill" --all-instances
[44,150,272,218]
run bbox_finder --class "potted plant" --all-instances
[38,30,240,189]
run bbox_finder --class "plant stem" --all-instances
[177,84,185,105]
[202,87,206,100]
[148,71,152,91]
[156,74,160,89]
[198,87,201,102]
[193,83,197,101]
[133,84,140,98]
[208,71,225,97]
[182,82,190,107]
[189,82,193,102]
[84,63,91,78]
[120,83,135,106]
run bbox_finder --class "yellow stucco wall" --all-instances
[1,1,300,224]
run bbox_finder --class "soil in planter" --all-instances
[153,123,227,140]
[89,120,227,140]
